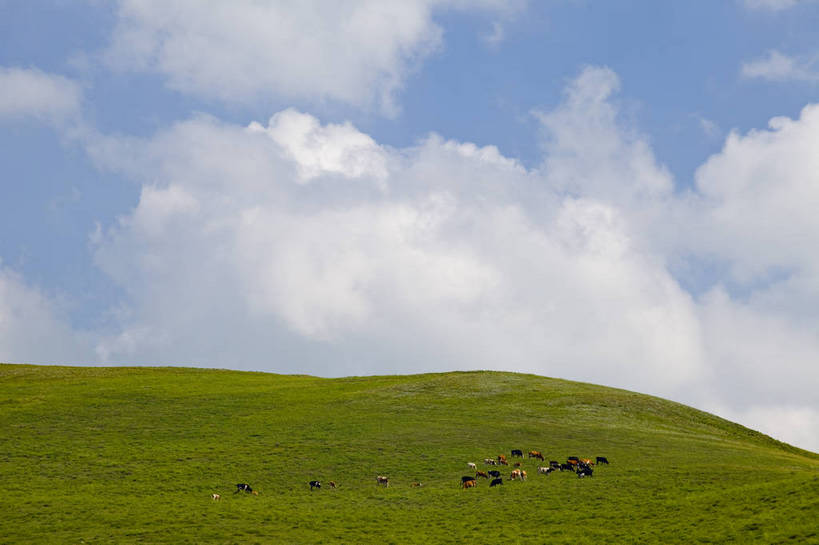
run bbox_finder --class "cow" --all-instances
[309,480,321,490]
[488,470,501,478]
[497,454,507,463]
[567,459,579,466]
[577,467,593,478]
[461,475,476,484]
[510,469,522,480]
[514,462,522,467]
[376,476,389,487]
[549,460,560,468]
[328,481,337,489]
[411,482,423,488]
[596,456,610,465]
[511,449,523,458]
[463,479,477,489]
[581,458,594,466]
[568,456,579,463]
[251,490,259,496]
[520,470,527,481]
[476,471,489,479]
[484,458,497,466]
[211,493,221,501]
[560,463,575,472]
[528,451,544,461]
[537,466,552,475]
[490,478,503,487]
[235,483,253,494]
[467,462,477,470]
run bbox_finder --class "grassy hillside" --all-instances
[0,364,816,544]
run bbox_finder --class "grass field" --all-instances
[0,364,816,544]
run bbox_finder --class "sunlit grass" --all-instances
[0,364,816,544]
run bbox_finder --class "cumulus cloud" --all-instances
[0,67,82,123]
[0,267,91,364]
[741,50,819,82]
[104,0,521,114]
[76,66,819,451]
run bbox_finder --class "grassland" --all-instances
[0,364,816,544]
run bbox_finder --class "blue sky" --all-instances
[1,0,818,451]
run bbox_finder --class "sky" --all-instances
[1,0,818,452]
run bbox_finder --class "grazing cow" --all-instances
[328,481,337,489]
[461,475,477,484]
[484,458,497,466]
[521,470,527,481]
[596,456,610,465]
[510,469,522,480]
[567,459,579,466]
[498,454,507,463]
[560,463,575,472]
[528,451,544,461]
[490,478,503,487]
[463,479,477,489]
[376,476,390,487]
[476,471,489,479]
[411,482,422,488]
[488,470,501,478]
[537,466,552,475]
[235,483,253,494]
[511,449,523,458]
[211,493,221,501]
[581,458,594,466]
[549,460,560,468]
[514,462,522,467]
[467,462,477,470]
[251,490,259,496]
[309,480,321,490]
[577,467,593,478]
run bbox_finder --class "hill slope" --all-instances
[0,364,816,544]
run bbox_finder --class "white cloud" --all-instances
[104,0,520,114]
[692,103,819,283]
[0,67,82,123]
[76,66,819,451]
[742,0,811,10]
[741,50,819,82]
[0,267,91,364]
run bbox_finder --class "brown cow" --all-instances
[211,493,221,501]
[510,469,522,480]
[376,476,389,487]
[528,451,544,461]
[328,481,337,489]
[520,470,527,481]
[476,470,489,479]
[513,461,522,467]
[411,482,423,488]
[463,480,476,489]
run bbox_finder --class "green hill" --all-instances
[0,364,816,544]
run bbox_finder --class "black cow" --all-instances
[461,475,476,484]
[309,480,321,490]
[490,478,503,487]
[577,467,593,478]
[568,456,579,462]
[596,456,610,465]
[235,483,253,494]
[488,470,501,478]
[560,463,575,472]
[511,449,523,458]
[549,460,560,468]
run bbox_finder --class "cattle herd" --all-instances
[215,452,609,499]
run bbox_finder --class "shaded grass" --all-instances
[0,364,816,544]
